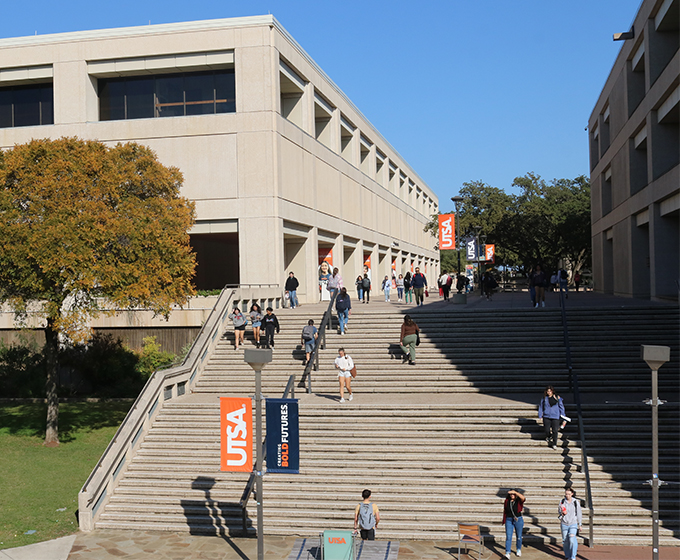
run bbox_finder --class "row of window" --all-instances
[0,69,236,128]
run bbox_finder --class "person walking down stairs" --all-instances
[335,287,352,334]
[399,314,419,365]
[261,307,280,349]
[334,348,354,403]
[559,486,582,560]
[503,489,526,558]
[227,307,247,350]
[354,489,380,541]
[538,385,565,449]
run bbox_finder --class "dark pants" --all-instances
[263,327,276,348]
[442,285,450,300]
[360,528,375,541]
[363,289,370,303]
[543,417,560,446]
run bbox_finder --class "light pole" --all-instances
[641,345,670,560]
[244,348,273,560]
[450,196,463,276]
[473,225,482,294]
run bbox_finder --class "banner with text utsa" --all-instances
[266,399,299,473]
[438,214,455,250]
[220,397,252,472]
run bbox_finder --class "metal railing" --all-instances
[77,285,238,531]
[557,284,594,547]
[239,374,296,532]
[299,290,338,393]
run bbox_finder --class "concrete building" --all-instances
[588,0,679,300]
[0,16,439,305]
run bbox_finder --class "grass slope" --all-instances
[0,401,131,550]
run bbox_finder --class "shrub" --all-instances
[134,336,176,380]
[0,341,46,398]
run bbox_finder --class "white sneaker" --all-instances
[516,550,522,557]
[505,553,510,559]
[541,301,545,307]
[339,398,345,403]
[348,394,353,401]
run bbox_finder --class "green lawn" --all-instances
[0,401,132,550]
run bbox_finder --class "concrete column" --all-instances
[305,226,319,304]
[240,216,282,286]
[333,233,344,283]
[303,82,315,136]
[649,202,679,299]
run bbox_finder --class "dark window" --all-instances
[0,83,54,128]
[99,70,235,121]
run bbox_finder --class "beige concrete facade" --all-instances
[588,0,679,300]
[0,16,439,305]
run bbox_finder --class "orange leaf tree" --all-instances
[0,137,196,446]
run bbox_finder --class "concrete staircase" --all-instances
[95,301,680,546]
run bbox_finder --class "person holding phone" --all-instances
[502,489,525,558]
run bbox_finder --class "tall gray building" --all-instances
[589,0,678,300]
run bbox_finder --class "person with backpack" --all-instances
[558,487,582,560]
[361,274,371,303]
[502,489,526,558]
[301,319,318,366]
[399,314,419,365]
[261,307,280,349]
[335,287,352,335]
[538,385,565,449]
[558,268,569,298]
[354,489,380,540]
[439,271,451,301]
[482,271,498,301]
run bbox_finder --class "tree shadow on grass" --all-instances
[0,401,132,442]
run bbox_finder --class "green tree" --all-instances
[426,174,591,274]
[0,138,196,446]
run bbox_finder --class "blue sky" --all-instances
[1,0,641,209]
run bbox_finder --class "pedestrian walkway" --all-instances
[2,530,679,560]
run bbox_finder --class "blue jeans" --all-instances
[384,288,390,301]
[397,287,404,299]
[505,517,523,554]
[338,309,349,333]
[357,288,363,301]
[561,523,578,559]
[288,290,298,308]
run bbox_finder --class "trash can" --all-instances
[320,530,356,560]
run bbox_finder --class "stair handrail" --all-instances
[239,374,296,532]
[77,285,237,531]
[299,290,338,393]
[558,284,594,547]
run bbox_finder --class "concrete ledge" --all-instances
[450,293,467,305]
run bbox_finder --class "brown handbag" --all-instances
[350,365,357,378]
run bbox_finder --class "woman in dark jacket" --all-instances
[538,385,566,449]
[403,272,412,304]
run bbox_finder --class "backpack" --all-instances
[362,277,370,289]
[358,503,376,530]
[302,325,315,341]
[488,276,498,289]
[560,269,568,280]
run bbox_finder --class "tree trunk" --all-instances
[44,319,59,447]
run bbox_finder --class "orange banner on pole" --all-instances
[485,244,495,263]
[220,397,253,472]
[438,214,455,250]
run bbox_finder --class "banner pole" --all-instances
[256,365,264,560]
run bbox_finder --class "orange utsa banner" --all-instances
[220,397,253,472]
[485,244,495,263]
[438,214,455,250]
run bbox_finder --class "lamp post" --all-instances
[450,196,463,276]
[473,225,482,294]
[244,348,273,560]
[480,234,487,283]
[641,345,670,560]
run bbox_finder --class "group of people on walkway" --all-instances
[228,304,280,350]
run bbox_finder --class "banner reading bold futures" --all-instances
[266,398,299,474]
[220,397,253,472]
